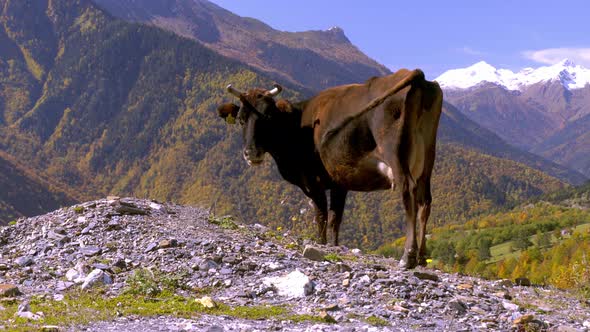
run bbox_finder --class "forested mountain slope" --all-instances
[92,0,391,92]
[0,150,77,224]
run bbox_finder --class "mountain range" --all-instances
[0,0,586,249]
[437,60,590,177]
[91,0,390,92]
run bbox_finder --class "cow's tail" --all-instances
[359,69,425,114]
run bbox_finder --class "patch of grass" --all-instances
[73,206,84,214]
[208,215,239,230]
[287,313,327,324]
[285,242,299,250]
[0,289,325,330]
[324,253,343,263]
[8,220,17,226]
[365,315,390,327]
[124,268,190,296]
[262,230,284,241]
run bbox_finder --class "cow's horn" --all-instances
[226,84,243,98]
[267,84,282,97]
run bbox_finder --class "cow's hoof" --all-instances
[399,254,418,270]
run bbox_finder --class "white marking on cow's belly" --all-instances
[377,162,394,182]
[409,135,425,181]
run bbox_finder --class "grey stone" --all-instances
[81,269,113,290]
[158,238,178,249]
[116,204,148,215]
[47,230,69,244]
[514,277,531,286]
[111,258,127,269]
[319,310,337,323]
[16,310,43,320]
[14,256,33,267]
[336,263,352,272]
[414,271,439,282]
[502,301,519,311]
[199,260,218,271]
[80,246,102,257]
[17,301,30,313]
[448,300,468,315]
[302,245,325,262]
[144,242,158,253]
[106,221,122,231]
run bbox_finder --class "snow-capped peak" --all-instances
[436,59,590,91]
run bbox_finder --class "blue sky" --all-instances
[209,0,590,79]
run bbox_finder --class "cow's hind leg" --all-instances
[398,175,419,269]
[328,188,347,246]
[416,176,432,266]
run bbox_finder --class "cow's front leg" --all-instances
[328,188,347,246]
[399,176,418,269]
[307,190,328,245]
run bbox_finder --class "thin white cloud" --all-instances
[523,48,590,66]
[458,46,485,56]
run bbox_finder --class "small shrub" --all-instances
[208,215,239,230]
[125,268,161,296]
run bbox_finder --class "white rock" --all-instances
[81,269,113,290]
[149,202,163,210]
[15,310,43,321]
[502,301,519,311]
[351,248,361,255]
[65,268,81,282]
[263,262,283,271]
[583,321,590,328]
[359,275,371,284]
[77,216,86,223]
[263,270,314,298]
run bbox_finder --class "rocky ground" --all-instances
[0,197,589,331]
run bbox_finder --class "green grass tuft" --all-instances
[324,253,343,262]
[0,289,326,330]
[365,315,390,327]
[208,215,239,230]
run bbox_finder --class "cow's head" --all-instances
[217,84,291,166]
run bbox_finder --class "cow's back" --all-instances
[301,69,417,147]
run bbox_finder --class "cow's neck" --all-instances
[265,112,320,189]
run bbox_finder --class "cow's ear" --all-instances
[276,99,292,113]
[217,103,240,124]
